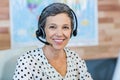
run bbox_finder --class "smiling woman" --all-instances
[13,3,93,80]
[44,13,72,50]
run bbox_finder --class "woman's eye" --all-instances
[49,26,56,29]
[63,26,70,30]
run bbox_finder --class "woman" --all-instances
[13,3,93,80]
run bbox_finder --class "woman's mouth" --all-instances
[53,39,65,44]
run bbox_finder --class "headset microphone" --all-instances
[36,30,50,45]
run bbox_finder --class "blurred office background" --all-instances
[0,0,120,80]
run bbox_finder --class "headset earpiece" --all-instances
[36,30,40,36]
[36,27,45,39]
[37,15,46,39]
[36,29,50,45]
[73,30,77,36]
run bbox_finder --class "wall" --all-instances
[0,0,120,59]
[0,0,10,49]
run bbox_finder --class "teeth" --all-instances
[54,39,63,42]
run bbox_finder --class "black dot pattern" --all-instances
[13,48,93,80]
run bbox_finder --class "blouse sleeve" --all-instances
[13,55,34,80]
[73,51,93,80]
[80,59,93,80]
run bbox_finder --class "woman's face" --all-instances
[45,13,72,50]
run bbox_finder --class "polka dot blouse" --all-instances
[13,47,93,80]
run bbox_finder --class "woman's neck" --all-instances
[42,45,65,60]
[43,45,67,77]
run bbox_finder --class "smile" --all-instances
[53,39,65,44]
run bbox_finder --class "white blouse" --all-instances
[13,47,93,80]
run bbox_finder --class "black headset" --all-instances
[36,3,78,45]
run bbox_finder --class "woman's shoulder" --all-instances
[65,47,82,60]
[17,47,43,61]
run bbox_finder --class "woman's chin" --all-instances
[52,44,65,50]
[49,41,68,50]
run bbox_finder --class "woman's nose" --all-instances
[55,28,63,36]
